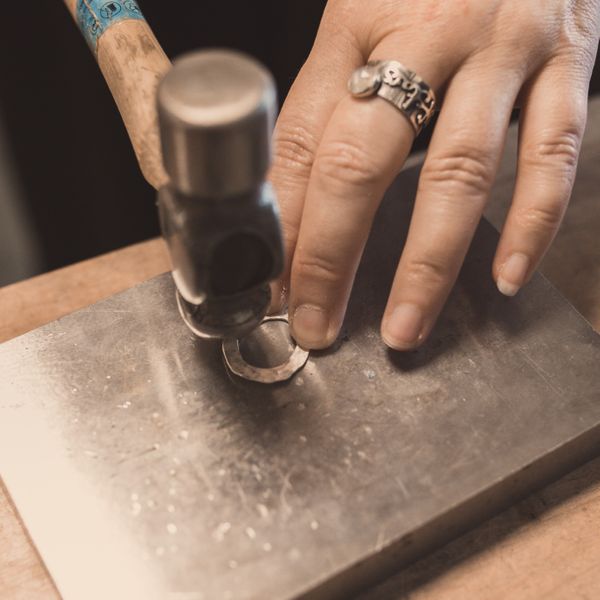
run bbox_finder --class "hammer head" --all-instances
[157,50,284,339]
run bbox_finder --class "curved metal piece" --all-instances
[222,316,309,384]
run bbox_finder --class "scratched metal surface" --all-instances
[2,166,600,600]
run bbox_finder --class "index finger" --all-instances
[269,20,364,311]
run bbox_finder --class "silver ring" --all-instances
[348,60,436,136]
[222,315,309,384]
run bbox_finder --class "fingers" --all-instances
[288,97,414,348]
[381,64,522,350]
[493,62,589,296]
[288,52,449,349]
[269,19,364,311]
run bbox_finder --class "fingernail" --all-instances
[292,305,331,349]
[497,253,530,297]
[382,303,424,350]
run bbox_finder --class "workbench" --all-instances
[1,97,599,599]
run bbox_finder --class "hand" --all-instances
[269,0,600,350]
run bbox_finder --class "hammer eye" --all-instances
[210,233,274,296]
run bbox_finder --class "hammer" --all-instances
[63,0,284,339]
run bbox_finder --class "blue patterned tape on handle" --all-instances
[76,0,146,54]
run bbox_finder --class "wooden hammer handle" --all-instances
[63,1,171,189]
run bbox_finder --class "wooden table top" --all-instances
[2,98,599,599]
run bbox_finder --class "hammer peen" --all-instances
[63,0,284,340]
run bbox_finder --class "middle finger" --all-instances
[288,55,447,349]
[382,60,523,350]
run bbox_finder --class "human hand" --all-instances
[269,0,600,350]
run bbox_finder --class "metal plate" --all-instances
[2,167,600,600]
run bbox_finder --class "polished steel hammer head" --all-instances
[157,50,283,340]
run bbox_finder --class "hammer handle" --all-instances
[63,0,171,189]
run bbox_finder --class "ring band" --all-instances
[348,60,436,136]
[222,315,309,384]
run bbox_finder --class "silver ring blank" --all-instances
[222,316,309,384]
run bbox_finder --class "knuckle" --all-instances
[511,2,546,33]
[492,5,554,59]
[313,139,382,191]
[420,145,495,197]
[513,13,548,46]
[547,43,596,85]
[273,119,319,176]
[561,4,599,50]
[555,39,597,71]
[318,5,362,47]
[403,256,450,288]
[520,128,583,175]
[294,253,341,286]
[514,202,565,233]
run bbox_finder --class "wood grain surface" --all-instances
[0,238,170,344]
[1,98,599,598]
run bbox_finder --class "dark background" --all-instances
[0,2,598,279]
